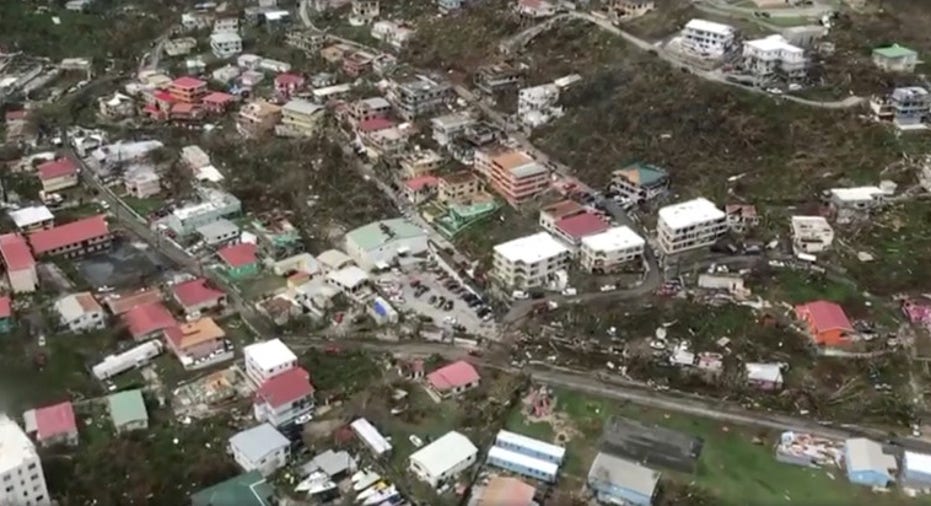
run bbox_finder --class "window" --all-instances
[26,464,36,471]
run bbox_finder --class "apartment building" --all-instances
[28,215,112,259]
[0,233,38,293]
[210,32,243,59]
[478,148,549,207]
[742,35,806,82]
[492,232,570,290]
[168,76,208,104]
[872,44,918,73]
[253,366,315,428]
[277,99,324,138]
[398,149,443,179]
[438,171,482,204]
[0,416,50,506]
[657,198,727,255]
[431,112,475,146]
[580,226,645,273]
[475,63,524,94]
[680,19,736,58]
[610,162,669,204]
[518,83,562,128]
[237,100,282,138]
[387,75,452,120]
[349,97,392,124]
[350,0,380,23]
[790,215,834,255]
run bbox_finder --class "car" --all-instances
[436,296,446,307]
[37,334,47,347]
[295,413,314,424]
[429,295,437,304]
[409,279,421,288]
[467,299,481,308]
[444,300,454,311]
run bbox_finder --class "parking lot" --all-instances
[374,264,494,337]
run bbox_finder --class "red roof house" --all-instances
[795,300,854,346]
[172,278,227,314]
[202,91,236,114]
[427,360,480,398]
[29,401,78,446]
[123,302,177,341]
[36,158,79,192]
[358,117,395,133]
[0,233,38,293]
[28,215,112,257]
[274,73,306,98]
[403,175,439,204]
[168,76,208,103]
[254,366,315,427]
[554,212,610,244]
[218,243,258,268]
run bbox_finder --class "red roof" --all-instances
[28,215,109,255]
[34,401,77,441]
[796,300,853,332]
[37,158,78,181]
[255,366,314,409]
[152,90,175,103]
[172,278,225,308]
[0,296,11,319]
[217,243,258,268]
[124,302,177,340]
[427,360,480,392]
[202,91,235,104]
[0,233,36,271]
[171,76,207,90]
[555,212,609,239]
[405,175,439,192]
[275,73,305,87]
[358,117,394,133]
[5,110,27,122]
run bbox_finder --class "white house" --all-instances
[431,112,475,147]
[518,84,562,128]
[829,186,886,223]
[350,418,393,457]
[54,292,106,333]
[211,32,243,59]
[409,431,478,487]
[790,215,834,255]
[657,198,728,256]
[492,232,571,290]
[680,19,736,58]
[343,218,429,270]
[0,416,50,506]
[254,367,314,428]
[8,205,54,232]
[579,226,645,273]
[243,339,298,386]
[228,423,290,476]
[742,35,806,81]
[92,340,164,380]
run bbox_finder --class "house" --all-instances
[348,97,392,124]
[28,215,112,258]
[398,149,443,179]
[54,292,105,332]
[36,158,79,192]
[476,147,549,206]
[872,44,918,73]
[438,171,483,204]
[403,175,439,205]
[902,451,931,488]
[274,73,306,99]
[790,215,834,255]
[123,302,177,341]
[680,19,736,58]
[398,358,425,380]
[218,242,260,279]
[342,50,376,77]
[587,452,660,506]
[254,366,315,428]
[493,232,570,290]
[0,416,50,506]
[229,423,291,476]
[844,438,897,488]
[829,186,886,223]
[518,83,562,128]
[202,91,237,114]
[409,431,478,487]
[190,471,275,506]
[168,76,207,103]
[124,167,161,199]
[164,187,242,236]
[303,450,357,481]
[326,266,371,300]
[371,20,415,49]
[426,360,480,398]
[101,288,163,316]
[197,219,241,247]
[317,249,354,273]
[92,340,163,380]
[431,112,475,147]
[795,300,854,347]
[8,206,53,233]
[237,100,282,137]
[386,75,452,120]
[742,35,807,82]
[580,226,645,273]
[745,362,784,391]
[163,317,229,369]
[164,37,197,56]
[343,218,428,270]
[0,233,38,293]
[277,99,325,138]
[725,204,759,233]
[516,0,556,19]
[487,445,559,483]
[359,121,414,157]
[211,32,243,58]
[611,162,669,204]
[657,198,727,256]
[172,278,227,315]
[98,92,135,120]
[871,86,931,129]
[107,389,148,434]
[0,296,11,333]
[350,0,380,23]
[611,0,655,18]
[23,401,77,447]
[475,63,525,94]
[244,338,298,386]
[551,212,610,248]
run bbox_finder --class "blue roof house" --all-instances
[844,438,898,488]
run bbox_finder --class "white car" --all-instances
[511,290,529,300]
[295,413,314,425]
[599,284,617,292]
[409,435,423,448]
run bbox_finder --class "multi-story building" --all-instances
[872,44,918,73]
[611,0,655,19]
[28,215,112,258]
[163,317,230,369]
[348,97,392,124]
[474,63,524,94]
[285,30,326,56]
[243,338,299,387]
[237,100,282,138]
[680,19,736,58]
[54,292,106,333]
[790,215,834,255]
[889,86,929,128]
[438,170,483,204]
[657,197,727,255]
[210,32,243,59]
[431,112,475,147]
[478,147,549,207]
[0,416,50,506]
[277,99,325,138]
[273,73,306,100]
[36,158,79,193]
[371,20,415,49]
[580,226,645,273]
[387,75,452,120]
[742,35,807,82]
[124,167,161,199]
[350,0,380,23]
[398,149,443,179]
[492,232,571,290]
[610,162,669,204]
[342,50,376,77]
[517,83,562,128]
[168,76,208,104]
[213,17,239,34]
[0,233,38,293]
[166,190,241,236]
[254,367,315,428]
[228,423,290,477]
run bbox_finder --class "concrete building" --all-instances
[474,63,524,94]
[844,438,897,488]
[829,186,885,223]
[92,341,163,380]
[492,232,571,290]
[550,212,610,248]
[0,416,50,506]
[409,431,478,487]
[350,0,380,23]
[36,158,79,193]
[23,401,78,447]
[244,338,298,386]
[163,317,229,369]
[610,162,669,204]
[165,188,242,236]
[0,233,38,293]
[326,265,372,301]
[211,32,243,59]
[477,148,549,207]
[371,20,415,49]
[873,44,918,73]
[486,445,559,483]
[107,389,148,434]
[237,100,282,138]
[398,149,443,179]
[517,83,562,128]
[431,112,475,146]
[680,19,736,58]
[387,75,452,120]
[790,215,834,255]
[351,418,393,457]
[124,167,161,199]
[580,226,645,273]
[343,218,428,270]
[54,292,106,333]
[169,76,207,104]
[229,423,290,476]
[902,451,931,488]
[277,99,325,138]
[587,452,660,506]
[657,198,727,256]
[890,86,929,128]
[254,366,314,428]
[742,35,806,82]
[438,171,483,204]
[427,360,480,398]
[197,219,241,246]
[611,0,655,18]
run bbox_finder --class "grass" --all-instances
[299,348,384,397]
[453,205,538,270]
[123,196,165,217]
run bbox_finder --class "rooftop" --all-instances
[494,232,569,264]
[0,296,10,319]
[658,198,725,230]
[218,242,259,268]
[327,265,369,289]
[164,317,226,351]
[427,360,480,391]
[846,438,897,474]
[588,452,660,498]
[745,35,803,54]
[0,233,35,271]
[244,339,297,373]
[55,292,103,322]
[37,158,78,181]
[255,366,314,408]
[358,117,395,133]
[8,205,53,229]
[171,76,207,89]
[29,215,109,255]
[172,278,225,308]
[614,162,668,187]
[405,175,439,192]
[685,18,735,36]
[203,91,236,104]
[555,212,609,240]
[409,431,478,475]
[229,423,289,463]
[102,288,163,315]
[282,98,323,117]
[0,416,38,475]
[581,226,645,252]
[33,401,77,441]
[478,476,536,506]
[345,218,425,252]
[108,389,148,427]
[190,471,274,506]
[124,302,177,340]
[829,186,884,203]
[491,149,535,171]
[796,300,853,332]
[873,43,917,59]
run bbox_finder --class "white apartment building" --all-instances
[253,367,314,428]
[657,198,728,255]
[580,226,646,273]
[492,232,571,290]
[213,17,240,34]
[54,292,106,333]
[228,423,290,477]
[681,19,736,58]
[0,416,50,506]
[431,112,475,146]
[790,215,834,254]
[409,431,478,488]
[210,32,243,59]
[742,35,807,81]
[517,83,562,128]
[829,186,886,223]
[244,339,298,386]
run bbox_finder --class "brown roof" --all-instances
[164,317,226,350]
[103,288,163,315]
[75,293,102,313]
[441,170,479,186]
[491,149,534,171]
[542,199,584,220]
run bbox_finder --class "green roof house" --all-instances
[610,162,670,203]
[343,218,429,270]
[190,471,275,506]
[107,389,148,434]
[873,44,919,73]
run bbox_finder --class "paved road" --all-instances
[697,0,836,19]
